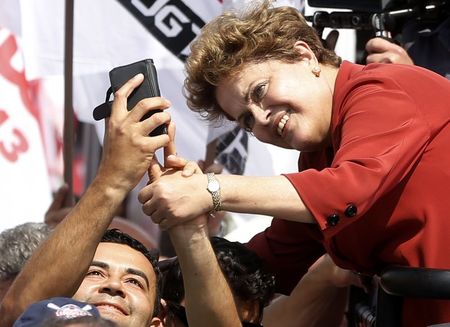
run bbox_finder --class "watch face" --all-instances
[208,180,220,192]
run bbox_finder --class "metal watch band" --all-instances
[206,173,222,213]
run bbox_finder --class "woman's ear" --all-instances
[293,41,317,66]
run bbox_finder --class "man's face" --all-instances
[73,242,159,327]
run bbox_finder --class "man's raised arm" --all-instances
[0,74,172,326]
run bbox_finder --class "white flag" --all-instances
[0,28,51,232]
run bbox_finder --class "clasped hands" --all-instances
[138,133,222,230]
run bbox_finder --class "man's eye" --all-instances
[127,278,144,289]
[86,270,103,277]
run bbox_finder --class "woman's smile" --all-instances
[276,111,291,136]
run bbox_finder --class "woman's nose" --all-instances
[251,105,271,126]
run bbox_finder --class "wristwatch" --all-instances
[206,173,222,213]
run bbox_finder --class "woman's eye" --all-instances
[252,83,267,102]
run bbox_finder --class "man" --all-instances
[160,236,276,326]
[0,222,52,301]
[71,229,162,326]
[11,229,161,327]
[0,73,171,327]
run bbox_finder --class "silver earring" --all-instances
[312,66,321,77]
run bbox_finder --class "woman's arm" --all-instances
[139,172,315,230]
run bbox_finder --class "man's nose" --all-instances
[99,277,126,297]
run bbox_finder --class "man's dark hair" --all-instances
[161,236,275,314]
[101,229,161,316]
[210,237,275,308]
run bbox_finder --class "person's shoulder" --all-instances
[334,61,394,102]
[362,62,424,75]
[338,61,437,93]
[334,61,391,93]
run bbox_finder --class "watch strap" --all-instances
[206,173,222,213]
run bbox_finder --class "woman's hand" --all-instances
[139,161,212,230]
[138,122,215,230]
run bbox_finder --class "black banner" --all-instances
[117,0,205,61]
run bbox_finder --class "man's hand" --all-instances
[44,184,73,227]
[97,73,172,193]
[366,37,414,65]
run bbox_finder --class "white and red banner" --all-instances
[0,28,51,231]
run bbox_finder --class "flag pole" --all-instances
[63,0,75,206]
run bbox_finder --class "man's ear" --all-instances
[150,299,167,326]
[236,298,261,324]
[150,316,163,327]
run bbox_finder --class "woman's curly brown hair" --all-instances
[184,1,341,122]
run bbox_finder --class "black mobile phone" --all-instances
[93,59,167,136]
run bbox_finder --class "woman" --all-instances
[138,3,450,326]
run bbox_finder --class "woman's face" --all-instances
[215,51,335,151]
